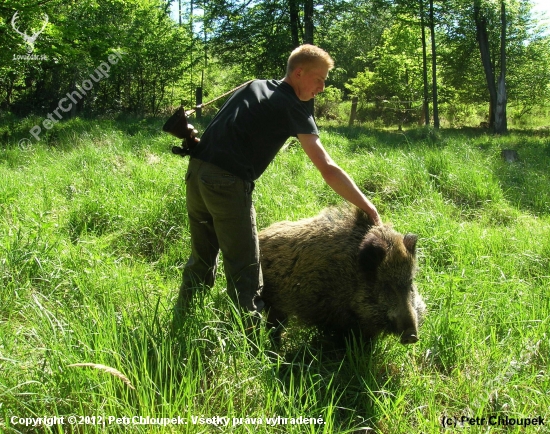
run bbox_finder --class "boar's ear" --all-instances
[358,232,388,276]
[403,234,418,255]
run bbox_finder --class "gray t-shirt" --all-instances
[191,79,318,182]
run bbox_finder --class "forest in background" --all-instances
[1,0,550,130]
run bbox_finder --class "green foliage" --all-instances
[506,34,550,119]
[345,70,376,100]
[344,19,425,124]
[314,85,343,120]
[1,0,194,116]
[438,0,550,114]
[2,0,550,123]
[367,21,424,102]
[1,118,549,432]
[316,0,393,88]
[199,0,296,78]
[340,0,550,127]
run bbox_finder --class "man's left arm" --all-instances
[298,133,382,225]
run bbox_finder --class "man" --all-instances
[174,44,381,324]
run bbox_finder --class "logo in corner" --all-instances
[11,11,49,53]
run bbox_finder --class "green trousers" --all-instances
[176,158,264,315]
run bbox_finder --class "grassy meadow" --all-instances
[0,114,549,433]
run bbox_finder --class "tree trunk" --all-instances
[494,0,507,134]
[195,86,203,119]
[474,0,497,129]
[71,68,78,118]
[349,96,358,126]
[304,0,314,115]
[429,0,439,128]
[304,0,314,45]
[420,0,430,126]
[289,0,300,48]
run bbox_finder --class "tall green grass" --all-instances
[1,117,549,433]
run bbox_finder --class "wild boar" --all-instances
[258,207,425,344]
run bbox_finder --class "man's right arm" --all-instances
[298,133,382,226]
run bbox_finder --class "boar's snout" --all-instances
[400,331,419,344]
[389,295,422,345]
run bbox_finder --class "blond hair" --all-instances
[285,44,334,76]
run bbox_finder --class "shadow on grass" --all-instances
[2,115,548,217]
[324,124,550,217]
[160,297,402,432]
[324,123,550,151]
[492,139,550,216]
[0,112,212,150]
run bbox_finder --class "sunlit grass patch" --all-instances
[1,118,549,433]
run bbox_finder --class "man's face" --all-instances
[293,64,329,101]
